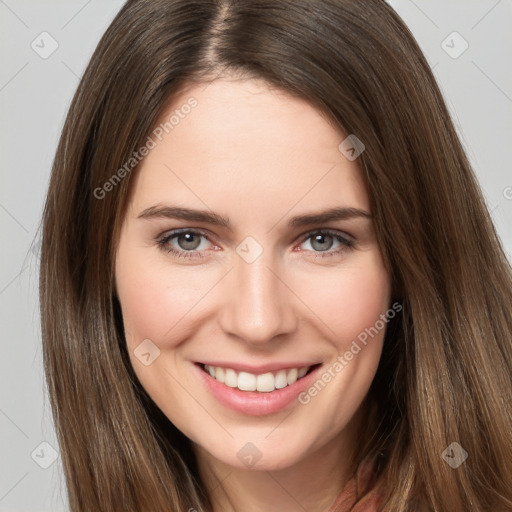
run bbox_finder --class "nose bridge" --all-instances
[218,247,296,345]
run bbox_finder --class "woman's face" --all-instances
[115,78,392,471]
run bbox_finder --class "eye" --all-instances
[156,228,354,260]
[297,230,354,258]
[156,229,213,259]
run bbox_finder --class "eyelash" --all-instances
[156,228,354,260]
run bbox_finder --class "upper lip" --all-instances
[197,361,320,374]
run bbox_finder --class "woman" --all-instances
[39,0,512,510]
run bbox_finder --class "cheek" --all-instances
[294,252,391,349]
[115,245,210,349]
[292,254,391,433]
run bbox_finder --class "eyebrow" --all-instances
[137,205,372,229]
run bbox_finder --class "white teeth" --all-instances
[287,368,298,385]
[224,368,238,388]
[274,370,288,389]
[238,372,256,391]
[214,367,224,383]
[257,372,275,392]
[204,364,311,392]
[298,367,308,378]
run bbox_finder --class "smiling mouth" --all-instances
[199,363,320,393]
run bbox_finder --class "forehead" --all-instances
[127,78,370,221]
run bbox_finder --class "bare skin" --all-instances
[115,77,391,512]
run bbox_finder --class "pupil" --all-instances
[180,233,200,250]
[312,234,332,251]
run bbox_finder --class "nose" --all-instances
[217,251,298,346]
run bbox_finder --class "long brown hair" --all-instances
[39,0,512,510]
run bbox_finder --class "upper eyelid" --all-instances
[298,229,353,242]
[158,227,216,245]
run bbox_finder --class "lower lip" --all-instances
[194,362,322,416]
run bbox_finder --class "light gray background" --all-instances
[1,1,511,510]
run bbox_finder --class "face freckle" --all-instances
[115,77,391,473]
